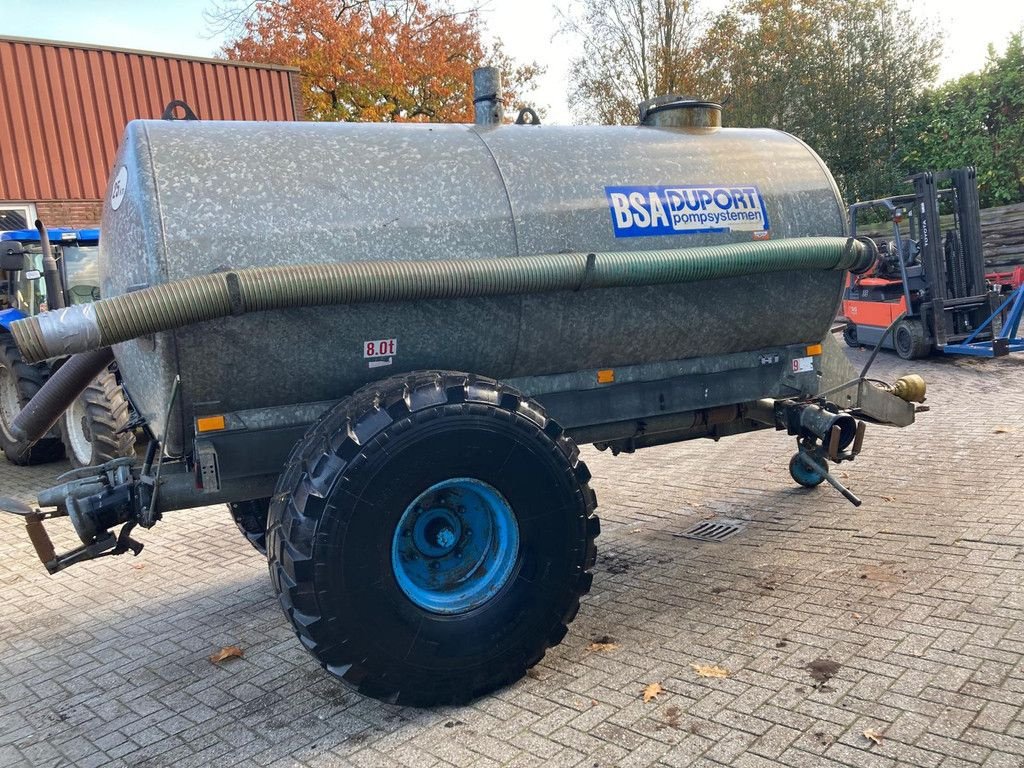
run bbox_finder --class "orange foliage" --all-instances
[223,0,521,123]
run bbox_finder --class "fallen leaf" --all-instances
[994,427,1012,434]
[209,645,244,664]
[863,727,884,746]
[642,682,664,702]
[588,641,620,652]
[690,663,730,679]
[881,495,895,502]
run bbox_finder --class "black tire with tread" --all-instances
[267,371,599,706]
[842,323,859,348]
[894,318,930,360]
[59,366,136,468]
[0,333,65,465]
[229,498,270,555]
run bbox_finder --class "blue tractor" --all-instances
[0,225,135,466]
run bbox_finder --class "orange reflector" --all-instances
[196,415,226,433]
[806,343,823,356]
[597,369,615,384]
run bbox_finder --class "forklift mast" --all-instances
[911,169,989,347]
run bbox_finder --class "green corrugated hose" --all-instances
[11,236,874,364]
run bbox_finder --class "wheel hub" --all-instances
[413,508,463,557]
[391,478,520,615]
[65,397,93,465]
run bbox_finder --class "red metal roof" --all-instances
[0,36,300,202]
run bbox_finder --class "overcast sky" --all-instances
[2,0,1022,123]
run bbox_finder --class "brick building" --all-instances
[0,36,301,230]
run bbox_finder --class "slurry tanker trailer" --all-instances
[1,70,925,706]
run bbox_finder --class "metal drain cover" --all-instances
[675,518,746,542]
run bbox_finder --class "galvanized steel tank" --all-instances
[100,117,847,453]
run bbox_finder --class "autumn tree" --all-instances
[694,0,940,201]
[563,0,940,201]
[214,0,541,122]
[560,0,706,124]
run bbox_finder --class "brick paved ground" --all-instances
[1,344,1022,767]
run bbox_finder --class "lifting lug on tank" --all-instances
[0,457,148,574]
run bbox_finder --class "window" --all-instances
[0,203,37,231]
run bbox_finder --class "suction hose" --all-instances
[11,236,876,364]
[8,348,114,450]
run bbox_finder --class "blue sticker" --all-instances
[605,184,770,238]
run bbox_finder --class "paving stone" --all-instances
[1,349,1022,767]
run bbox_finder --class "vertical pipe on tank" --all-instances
[473,67,504,126]
[638,97,722,131]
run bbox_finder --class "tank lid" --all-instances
[639,96,722,130]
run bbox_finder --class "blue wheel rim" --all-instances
[391,478,520,614]
[792,453,824,486]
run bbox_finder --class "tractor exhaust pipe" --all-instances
[35,220,66,311]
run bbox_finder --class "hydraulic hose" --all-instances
[8,348,114,449]
[11,236,876,364]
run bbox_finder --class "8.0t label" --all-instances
[364,337,397,369]
[364,338,397,358]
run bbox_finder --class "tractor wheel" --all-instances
[0,333,65,465]
[789,452,825,488]
[229,498,269,555]
[894,318,930,360]
[59,366,135,468]
[268,371,599,706]
[842,323,859,348]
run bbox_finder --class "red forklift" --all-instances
[844,168,1023,359]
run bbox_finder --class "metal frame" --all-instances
[942,284,1024,357]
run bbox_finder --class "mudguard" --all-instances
[0,307,26,331]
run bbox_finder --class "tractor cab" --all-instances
[0,226,134,468]
[0,228,100,317]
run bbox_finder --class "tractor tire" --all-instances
[894,318,930,360]
[0,333,65,465]
[268,371,599,706]
[842,323,859,348]
[59,366,135,468]
[229,498,270,555]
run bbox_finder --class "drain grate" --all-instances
[675,518,746,542]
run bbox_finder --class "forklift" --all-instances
[844,168,1023,359]
[0,224,135,466]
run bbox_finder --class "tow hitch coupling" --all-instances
[0,458,149,574]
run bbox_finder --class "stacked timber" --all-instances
[857,201,1024,269]
[981,203,1024,269]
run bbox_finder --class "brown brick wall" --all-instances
[288,71,306,120]
[35,200,103,229]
